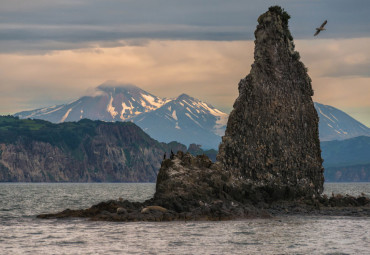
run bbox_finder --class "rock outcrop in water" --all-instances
[218,6,324,200]
[37,151,370,221]
[38,151,270,221]
[37,6,369,221]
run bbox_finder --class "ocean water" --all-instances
[0,183,369,255]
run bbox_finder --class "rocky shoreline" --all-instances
[37,194,370,222]
[37,192,370,222]
[37,152,370,222]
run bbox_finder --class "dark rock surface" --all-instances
[37,6,369,221]
[0,116,186,182]
[218,6,324,200]
[38,152,370,221]
[37,152,271,221]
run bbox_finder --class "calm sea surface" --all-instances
[0,183,369,255]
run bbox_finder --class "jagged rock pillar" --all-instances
[217,6,324,201]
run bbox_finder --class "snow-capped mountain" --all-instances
[133,94,228,149]
[15,84,168,123]
[314,102,370,141]
[14,83,228,149]
[14,83,370,149]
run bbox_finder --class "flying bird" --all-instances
[314,20,327,36]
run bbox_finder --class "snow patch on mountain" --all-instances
[185,113,201,127]
[314,102,370,141]
[121,101,135,120]
[20,105,64,119]
[107,95,118,119]
[172,110,178,121]
[330,113,339,122]
[141,93,164,109]
[317,105,336,124]
[60,108,72,123]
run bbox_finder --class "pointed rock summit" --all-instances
[218,6,324,199]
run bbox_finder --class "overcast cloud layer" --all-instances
[1,0,370,53]
[0,0,369,126]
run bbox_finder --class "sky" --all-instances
[0,0,369,126]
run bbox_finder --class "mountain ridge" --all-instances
[0,115,186,182]
[14,83,229,149]
[14,83,369,149]
[133,92,228,149]
[321,136,370,182]
[315,102,370,141]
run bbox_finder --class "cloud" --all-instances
[1,38,369,125]
[342,107,370,127]
[1,0,368,127]
[0,40,252,114]
[0,24,253,54]
[0,0,369,53]
[296,38,370,126]
[296,38,370,78]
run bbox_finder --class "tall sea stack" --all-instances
[218,6,324,200]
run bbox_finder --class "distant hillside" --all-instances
[14,84,168,123]
[1,116,369,182]
[189,137,370,182]
[15,84,227,149]
[0,116,185,182]
[133,94,227,149]
[315,102,370,141]
[14,84,369,149]
[321,136,370,182]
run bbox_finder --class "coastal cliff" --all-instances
[0,116,185,182]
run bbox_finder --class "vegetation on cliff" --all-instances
[0,116,185,182]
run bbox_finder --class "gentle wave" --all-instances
[0,183,369,254]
